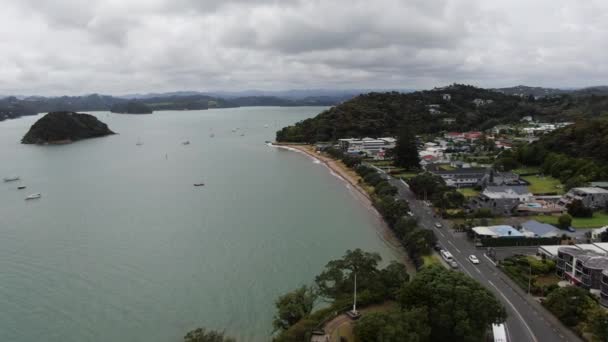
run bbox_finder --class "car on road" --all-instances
[407,211,414,217]
[567,226,576,233]
[468,255,480,264]
[448,260,459,269]
[435,222,443,228]
[433,243,442,251]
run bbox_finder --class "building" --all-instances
[592,227,608,242]
[338,137,396,156]
[556,247,608,295]
[471,225,524,238]
[479,171,523,187]
[429,168,488,187]
[442,93,451,101]
[558,187,608,209]
[468,186,533,215]
[520,220,561,238]
[472,98,494,106]
[443,118,456,124]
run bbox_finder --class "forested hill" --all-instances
[276,84,608,143]
[532,119,608,163]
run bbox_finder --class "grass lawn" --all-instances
[422,254,441,267]
[397,172,419,179]
[521,175,564,194]
[513,167,541,175]
[534,212,608,229]
[368,160,395,167]
[440,164,456,171]
[457,188,480,197]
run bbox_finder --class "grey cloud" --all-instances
[1,0,608,95]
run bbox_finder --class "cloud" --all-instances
[1,0,608,95]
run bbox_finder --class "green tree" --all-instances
[399,265,506,342]
[353,308,431,342]
[314,249,383,301]
[407,172,446,200]
[184,328,235,342]
[588,308,608,342]
[393,125,420,170]
[567,199,593,218]
[543,286,595,327]
[272,286,317,332]
[558,213,573,230]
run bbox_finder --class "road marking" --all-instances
[505,323,513,342]
[448,240,461,253]
[483,253,498,267]
[437,231,445,237]
[488,280,539,342]
[475,267,482,275]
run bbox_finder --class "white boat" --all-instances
[264,124,269,128]
[25,193,41,200]
[4,176,20,182]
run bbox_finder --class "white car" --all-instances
[468,255,480,264]
[435,222,443,228]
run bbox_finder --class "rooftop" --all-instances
[431,168,487,175]
[572,187,608,194]
[483,186,531,198]
[521,220,560,237]
[472,225,524,238]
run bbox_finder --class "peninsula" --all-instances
[21,111,115,144]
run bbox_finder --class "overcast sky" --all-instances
[1,0,607,95]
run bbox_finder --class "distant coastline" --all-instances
[272,143,416,272]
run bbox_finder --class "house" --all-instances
[479,171,523,187]
[442,94,451,101]
[472,98,494,106]
[429,168,488,187]
[468,186,533,215]
[443,118,456,124]
[464,131,482,140]
[428,108,441,115]
[520,220,561,238]
[521,116,534,122]
[558,187,608,209]
[444,132,465,140]
[471,225,524,239]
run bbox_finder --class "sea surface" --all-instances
[0,107,399,342]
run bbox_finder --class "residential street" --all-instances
[371,166,582,342]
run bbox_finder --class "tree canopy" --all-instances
[273,286,317,332]
[183,328,235,342]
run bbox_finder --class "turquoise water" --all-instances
[0,107,398,342]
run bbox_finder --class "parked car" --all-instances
[567,227,576,233]
[433,243,442,252]
[449,260,459,269]
[435,222,443,228]
[468,255,480,264]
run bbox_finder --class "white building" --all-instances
[442,94,451,101]
[338,137,396,156]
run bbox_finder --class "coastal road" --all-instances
[370,166,582,342]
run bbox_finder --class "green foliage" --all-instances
[183,328,235,342]
[353,308,431,342]
[393,125,420,170]
[407,172,447,200]
[558,213,573,229]
[588,308,608,342]
[399,265,506,342]
[273,286,317,332]
[543,286,596,327]
[567,199,594,218]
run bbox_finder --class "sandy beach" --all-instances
[274,143,416,272]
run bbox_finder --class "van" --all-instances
[440,250,453,262]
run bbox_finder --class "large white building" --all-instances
[338,137,396,156]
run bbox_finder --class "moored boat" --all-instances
[3,176,20,182]
[25,193,41,200]
[193,183,205,187]
[17,186,26,190]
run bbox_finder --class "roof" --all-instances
[431,168,487,175]
[583,256,608,270]
[472,225,523,238]
[590,182,608,188]
[484,186,531,198]
[521,220,560,237]
[572,187,608,194]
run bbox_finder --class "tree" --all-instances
[543,286,596,327]
[272,286,317,332]
[567,199,593,218]
[588,308,608,342]
[407,172,446,200]
[184,328,235,342]
[393,125,420,170]
[314,249,383,301]
[558,213,573,230]
[399,265,506,342]
[353,308,431,342]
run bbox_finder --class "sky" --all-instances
[1,0,607,95]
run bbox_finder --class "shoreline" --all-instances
[273,143,416,273]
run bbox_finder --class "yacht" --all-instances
[3,176,19,182]
[25,193,41,200]
[17,186,26,190]
[193,183,205,187]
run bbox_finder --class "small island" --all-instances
[110,101,153,114]
[21,111,115,144]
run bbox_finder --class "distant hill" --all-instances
[110,101,153,114]
[276,84,608,143]
[532,119,608,163]
[494,85,569,97]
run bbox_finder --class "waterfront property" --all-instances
[429,167,487,187]
[338,137,396,157]
[468,185,533,215]
[558,187,608,209]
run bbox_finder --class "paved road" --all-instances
[371,167,582,342]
